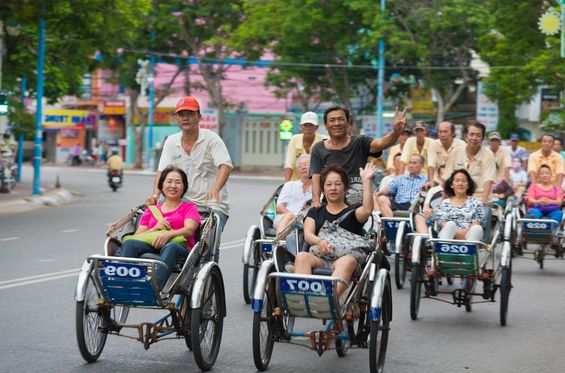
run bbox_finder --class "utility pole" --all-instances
[33,14,46,196]
[0,20,7,134]
[17,76,26,182]
[376,0,386,138]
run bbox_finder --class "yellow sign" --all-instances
[410,88,434,114]
[43,109,97,128]
[133,107,175,125]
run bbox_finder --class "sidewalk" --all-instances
[0,164,283,213]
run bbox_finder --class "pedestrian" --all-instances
[386,128,410,175]
[507,133,528,170]
[399,121,433,174]
[488,131,512,183]
[310,106,407,207]
[426,120,465,187]
[72,143,81,166]
[284,111,327,181]
[148,96,232,263]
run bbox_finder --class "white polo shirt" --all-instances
[158,129,233,215]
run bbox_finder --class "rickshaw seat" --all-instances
[392,210,411,218]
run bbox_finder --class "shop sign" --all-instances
[103,100,126,115]
[44,109,97,129]
[200,109,218,132]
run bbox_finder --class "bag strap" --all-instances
[333,207,356,225]
[148,205,164,221]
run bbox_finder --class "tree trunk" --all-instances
[128,89,146,169]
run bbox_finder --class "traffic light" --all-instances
[279,119,293,140]
[0,91,7,115]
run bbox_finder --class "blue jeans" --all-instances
[527,208,563,223]
[120,240,188,289]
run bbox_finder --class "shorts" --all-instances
[391,201,411,211]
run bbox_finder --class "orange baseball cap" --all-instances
[175,96,200,112]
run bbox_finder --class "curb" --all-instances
[0,188,79,214]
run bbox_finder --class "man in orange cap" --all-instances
[148,96,233,262]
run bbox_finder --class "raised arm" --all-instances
[369,107,408,153]
[356,163,377,222]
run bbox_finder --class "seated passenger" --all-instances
[434,169,484,241]
[274,155,312,235]
[375,154,428,217]
[120,166,201,289]
[525,164,564,223]
[295,163,376,296]
[509,156,528,198]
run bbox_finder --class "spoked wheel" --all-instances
[76,273,108,362]
[252,272,276,371]
[499,267,511,326]
[534,248,544,269]
[336,329,351,357]
[243,229,261,304]
[394,250,408,289]
[410,262,423,320]
[191,266,225,371]
[369,276,391,373]
[179,292,193,350]
[465,295,472,312]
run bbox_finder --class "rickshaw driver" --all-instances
[310,106,407,207]
[147,96,233,263]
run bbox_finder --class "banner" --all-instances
[200,108,219,132]
[102,100,126,115]
[476,81,499,131]
[410,88,434,114]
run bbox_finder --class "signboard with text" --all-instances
[200,108,219,132]
[476,81,498,131]
[43,109,97,129]
[102,100,126,115]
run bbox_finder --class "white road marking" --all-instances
[61,229,78,233]
[0,239,246,290]
[0,237,20,241]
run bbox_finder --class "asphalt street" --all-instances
[0,166,564,373]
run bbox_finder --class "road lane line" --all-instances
[0,268,79,285]
[0,238,247,290]
[0,273,79,290]
[0,237,20,241]
[61,229,78,233]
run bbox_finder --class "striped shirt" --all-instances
[387,174,428,204]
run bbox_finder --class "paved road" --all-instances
[1,166,564,373]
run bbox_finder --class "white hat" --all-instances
[300,111,319,126]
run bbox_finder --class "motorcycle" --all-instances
[108,169,123,192]
[0,149,17,193]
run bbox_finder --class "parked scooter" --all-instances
[108,169,123,192]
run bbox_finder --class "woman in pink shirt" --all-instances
[120,166,201,288]
[526,164,564,223]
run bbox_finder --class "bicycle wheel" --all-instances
[252,273,276,371]
[191,266,225,371]
[369,276,391,373]
[499,267,511,326]
[178,292,192,350]
[76,274,108,362]
[394,251,407,289]
[410,262,423,320]
[243,229,261,304]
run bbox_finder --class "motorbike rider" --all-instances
[0,133,16,157]
[106,149,124,177]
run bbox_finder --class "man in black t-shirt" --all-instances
[310,106,407,206]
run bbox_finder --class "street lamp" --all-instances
[376,0,386,138]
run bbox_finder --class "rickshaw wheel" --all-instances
[369,276,391,373]
[394,249,408,289]
[191,266,224,371]
[252,271,276,371]
[243,229,261,304]
[410,263,423,320]
[336,334,351,357]
[499,267,511,326]
[179,292,193,351]
[76,274,108,362]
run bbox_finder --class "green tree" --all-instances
[479,0,565,137]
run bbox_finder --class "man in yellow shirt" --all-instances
[284,111,328,181]
[427,121,465,185]
[106,149,124,172]
[386,129,410,174]
[399,122,432,174]
[527,134,564,185]
[488,131,511,182]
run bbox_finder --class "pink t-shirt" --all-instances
[526,183,564,207]
[139,201,202,249]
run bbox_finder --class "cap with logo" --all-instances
[300,111,319,126]
[413,122,426,131]
[175,96,200,113]
[510,133,520,141]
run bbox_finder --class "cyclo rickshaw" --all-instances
[408,203,513,326]
[242,185,308,304]
[74,204,226,371]
[250,217,392,373]
[507,195,565,268]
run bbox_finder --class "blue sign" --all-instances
[279,278,333,296]
[434,243,477,256]
[99,261,147,279]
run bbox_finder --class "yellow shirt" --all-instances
[284,132,328,180]
[386,144,402,171]
[107,155,124,170]
[427,138,466,170]
[492,146,511,181]
[400,137,433,165]
[527,149,565,184]
[444,146,496,200]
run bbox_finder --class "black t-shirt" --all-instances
[305,204,366,236]
[310,135,381,205]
